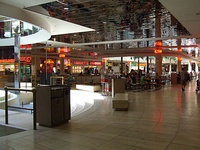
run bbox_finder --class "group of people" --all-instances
[126,69,161,90]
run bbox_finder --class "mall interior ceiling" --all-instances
[39,0,190,44]
[31,0,199,61]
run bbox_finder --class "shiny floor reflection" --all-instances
[0,80,200,150]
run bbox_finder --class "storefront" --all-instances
[71,61,102,75]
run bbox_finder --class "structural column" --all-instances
[177,39,182,73]
[60,58,65,75]
[14,34,20,88]
[195,62,199,74]
[31,49,41,87]
[177,59,182,73]
[120,31,124,74]
[188,61,192,72]
[155,54,162,76]
[155,4,162,76]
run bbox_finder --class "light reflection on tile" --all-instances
[0,81,200,150]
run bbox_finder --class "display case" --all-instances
[36,85,70,127]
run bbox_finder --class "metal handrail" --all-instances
[4,86,37,130]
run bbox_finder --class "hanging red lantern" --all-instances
[154,41,162,54]
[154,49,162,54]
[177,57,182,61]
[59,54,65,58]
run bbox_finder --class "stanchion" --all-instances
[4,86,8,124]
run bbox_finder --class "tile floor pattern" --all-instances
[0,80,200,150]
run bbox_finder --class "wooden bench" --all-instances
[112,93,129,110]
[76,84,101,92]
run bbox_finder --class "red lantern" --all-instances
[155,41,162,47]
[154,41,162,54]
[177,57,182,61]
[59,54,65,58]
[154,50,162,54]
[177,48,182,52]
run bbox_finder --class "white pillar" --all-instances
[188,61,192,72]
[14,34,20,88]
[169,58,172,74]
[195,62,199,73]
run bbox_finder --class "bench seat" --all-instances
[76,84,101,92]
[112,93,129,110]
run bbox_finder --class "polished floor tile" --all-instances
[0,80,200,149]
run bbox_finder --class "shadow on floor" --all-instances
[0,124,26,137]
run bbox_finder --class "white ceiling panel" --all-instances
[0,0,56,8]
[159,0,200,36]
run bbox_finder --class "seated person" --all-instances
[155,73,161,87]
[145,73,151,89]
[140,74,146,90]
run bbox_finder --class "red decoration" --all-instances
[59,54,65,58]
[154,50,162,54]
[155,41,162,47]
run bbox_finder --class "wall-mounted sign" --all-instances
[131,63,136,66]
[89,61,102,66]
[0,59,14,63]
[20,44,32,49]
[0,56,32,63]
[20,56,32,63]
[64,59,71,66]
[73,61,88,65]
[106,62,112,66]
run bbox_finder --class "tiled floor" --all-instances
[0,80,200,150]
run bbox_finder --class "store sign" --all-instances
[64,59,71,66]
[90,61,102,66]
[20,44,32,49]
[0,59,14,63]
[106,62,112,66]
[20,56,32,63]
[0,56,32,63]
[73,61,88,65]
[131,63,136,66]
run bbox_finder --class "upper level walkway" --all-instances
[0,80,200,150]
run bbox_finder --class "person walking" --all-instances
[180,68,187,91]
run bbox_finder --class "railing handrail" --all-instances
[4,86,37,130]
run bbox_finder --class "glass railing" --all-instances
[0,16,41,39]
